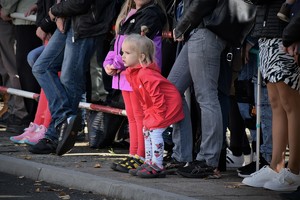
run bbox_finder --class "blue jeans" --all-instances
[255,83,272,162]
[27,45,57,140]
[168,28,226,167]
[27,45,45,68]
[32,28,96,140]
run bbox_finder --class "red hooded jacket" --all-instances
[125,63,184,130]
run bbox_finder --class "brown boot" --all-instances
[0,93,9,117]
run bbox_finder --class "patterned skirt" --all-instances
[259,38,300,91]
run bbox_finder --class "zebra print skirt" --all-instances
[259,38,300,91]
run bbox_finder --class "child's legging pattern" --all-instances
[144,128,166,169]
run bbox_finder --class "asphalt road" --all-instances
[0,172,117,200]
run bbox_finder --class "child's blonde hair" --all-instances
[123,34,155,65]
[115,0,168,34]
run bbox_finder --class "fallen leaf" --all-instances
[59,191,67,196]
[59,195,70,200]
[18,176,24,179]
[24,156,32,160]
[94,163,101,168]
[225,184,240,189]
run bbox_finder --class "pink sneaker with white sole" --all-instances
[10,122,39,144]
[24,125,47,145]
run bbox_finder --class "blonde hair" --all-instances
[115,0,168,34]
[123,34,155,65]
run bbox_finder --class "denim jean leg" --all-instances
[167,44,193,162]
[255,84,272,162]
[60,29,96,123]
[238,102,256,140]
[45,120,57,141]
[33,28,96,128]
[32,29,67,134]
[192,29,226,167]
[27,45,45,68]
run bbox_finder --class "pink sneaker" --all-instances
[10,122,39,144]
[24,125,47,145]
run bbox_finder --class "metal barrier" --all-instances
[249,48,261,171]
[0,86,127,116]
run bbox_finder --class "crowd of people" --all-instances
[0,0,300,198]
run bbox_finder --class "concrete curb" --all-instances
[0,155,197,200]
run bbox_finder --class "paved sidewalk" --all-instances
[0,130,281,200]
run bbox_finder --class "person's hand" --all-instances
[24,4,37,17]
[243,42,254,64]
[283,43,299,64]
[104,64,118,76]
[292,43,299,65]
[295,54,299,65]
[283,43,297,56]
[141,25,148,36]
[143,126,150,135]
[0,8,12,21]
[36,27,48,42]
[173,29,184,42]
[48,8,56,22]
[56,17,65,33]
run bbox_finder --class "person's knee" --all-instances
[32,62,45,77]
[27,56,35,68]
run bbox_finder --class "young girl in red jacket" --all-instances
[122,34,184,178]
[104,0,167,173]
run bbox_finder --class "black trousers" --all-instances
[15,25,42,122]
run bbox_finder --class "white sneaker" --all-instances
[264,168,300,192]
[242,165,278,188]
[226,148,244,168]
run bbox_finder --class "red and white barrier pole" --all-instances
[0,86,39,101]
[0,86,127,116]
[79,102,127,116]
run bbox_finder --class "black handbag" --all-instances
[203,0,257,47]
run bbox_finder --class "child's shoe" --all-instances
[24,125,47,145]
[9,122,39,144]
[277,3,292,22]
[115,155,144,173]
[129,163,149,176]
[136,163,166,178]
[110,157,131,171]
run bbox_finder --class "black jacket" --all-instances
[282,7,300,47]
[51,0,117,40]
[36,0,56,34]
[118,2,166,39]
[250,0,287,39]
[173,0,217,39]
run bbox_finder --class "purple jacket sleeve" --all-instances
[112,54,125,70]
[103,51,115,68]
